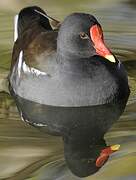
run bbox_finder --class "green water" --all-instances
[0,0,136,179]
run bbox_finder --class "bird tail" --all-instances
[14,6,60,42]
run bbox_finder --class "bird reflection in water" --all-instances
[12,94,127,177]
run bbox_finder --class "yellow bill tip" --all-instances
[105,55,116,63]
[111,144,120,151]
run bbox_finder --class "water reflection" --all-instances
[0,92,135,179]
[9,92,128,177]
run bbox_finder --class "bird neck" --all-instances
[63,132,106,151]
[63,135,106,177]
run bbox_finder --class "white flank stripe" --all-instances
[14,14,19,42]
[17,51,47,77]
[22,61,48,76]
[30,67,48,76]
[18,51,23,77]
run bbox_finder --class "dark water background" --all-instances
[0,0,136,179]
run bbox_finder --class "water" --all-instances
[0,0,136,179]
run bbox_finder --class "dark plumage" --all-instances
[9,6,130,177]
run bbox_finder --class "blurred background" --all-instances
[0,0,136,179]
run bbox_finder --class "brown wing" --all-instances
[10,22,58,73]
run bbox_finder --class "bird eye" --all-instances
[80,32,89,39]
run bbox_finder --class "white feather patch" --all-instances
[18,51,23,77]
[14,14,19,42]
[22,61,48,76]
[17,51,48,77]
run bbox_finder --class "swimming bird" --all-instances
[9,6,130,177]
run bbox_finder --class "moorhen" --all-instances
[9,6,130,177]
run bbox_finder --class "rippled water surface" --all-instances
[0,0,136,179]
